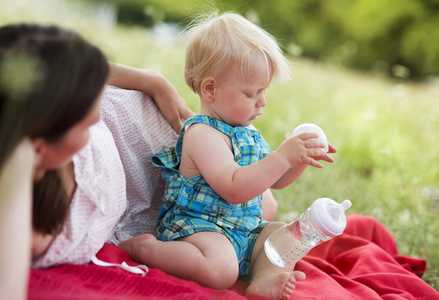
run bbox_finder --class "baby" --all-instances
[119,12,336,300]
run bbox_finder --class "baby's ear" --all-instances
[200,77,216,103]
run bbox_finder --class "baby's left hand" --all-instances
[312,143,336,163]
[327,143,337,154]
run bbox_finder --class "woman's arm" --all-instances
[107,62,194,132]
[0,139,35,300]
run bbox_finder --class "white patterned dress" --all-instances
[32,86,177,268]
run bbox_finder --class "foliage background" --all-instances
[1,0,438,291]
[104,0,439,79]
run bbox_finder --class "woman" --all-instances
[0,23,192,299]
[0,22,279,299]
[3,22,436,300]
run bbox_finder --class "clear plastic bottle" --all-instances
[264,198,352,268]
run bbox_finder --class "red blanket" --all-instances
[28,215,439,299]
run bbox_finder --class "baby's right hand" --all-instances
[277,132,331,169]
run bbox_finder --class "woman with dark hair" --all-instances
[0,23,109,300]
[0,23,109,171]
[2,22,437,300]
[0,23,193,299]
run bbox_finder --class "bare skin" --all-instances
[0,140,34,300]
[119,231,239,289]
[107,63,194,132]
[119,52,335,300]
[245,222,306,300]
[118,222,306,300]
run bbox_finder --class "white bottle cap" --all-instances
[310,198,352,237]
[291,123,329,152]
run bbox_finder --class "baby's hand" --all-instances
[277,132,333,168]
[311,143,337,163]
[327,143,337,154]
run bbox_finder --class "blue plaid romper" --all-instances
[151,115,271,280]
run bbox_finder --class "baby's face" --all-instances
[211,53,272,127]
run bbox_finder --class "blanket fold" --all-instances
[29,214,439,299]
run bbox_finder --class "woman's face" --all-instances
[35,89,103,171]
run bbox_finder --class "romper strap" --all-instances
[181,115,235,137]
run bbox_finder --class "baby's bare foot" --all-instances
[245,271,305,300]
[118,233,156,258]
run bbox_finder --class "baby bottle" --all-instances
[291,123,329,153]
[264,197,352,268]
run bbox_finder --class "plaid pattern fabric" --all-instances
[151,115,272,279]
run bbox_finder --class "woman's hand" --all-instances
[147,71,194,132]
[107,63,194,132]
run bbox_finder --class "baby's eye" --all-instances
[245,92,257,98]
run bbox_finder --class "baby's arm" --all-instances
[107,62,194,132]
[261,189,278,221]
[181,124,332,204]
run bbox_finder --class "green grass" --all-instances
[3,0,439,291]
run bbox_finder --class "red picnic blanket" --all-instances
[28,214,439,299]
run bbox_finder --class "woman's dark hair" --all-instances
[0,23,109,170]
[33,169,71,235]
[0,23,109,235]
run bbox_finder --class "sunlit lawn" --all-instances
[3,0,439,290]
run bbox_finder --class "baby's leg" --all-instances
[245,222,306,300]
[118,231,239,289]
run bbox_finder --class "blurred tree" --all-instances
[102,0,164,27]
[101,0,439,79]
[337,0,436,78]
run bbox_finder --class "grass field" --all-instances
[3,0,438,290]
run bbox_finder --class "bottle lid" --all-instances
[291,123,329,152]
[310,198,352,236]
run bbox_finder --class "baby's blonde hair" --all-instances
[184,12,291,94]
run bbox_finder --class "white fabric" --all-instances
[91,255,148,276]
[32,85,177,268]
[102,86,177,244]
[32,120,127,268]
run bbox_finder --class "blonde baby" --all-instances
[119,12,336,300]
